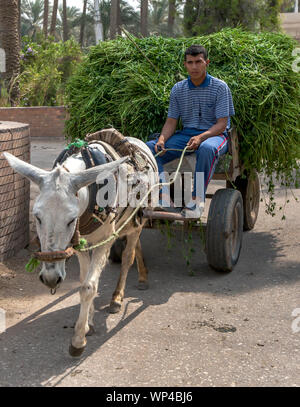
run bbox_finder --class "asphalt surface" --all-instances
[0,137,299,387]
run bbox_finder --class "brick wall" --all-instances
[0,122,30,260]
[0,106,67,138]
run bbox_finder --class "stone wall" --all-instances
[280,13,300,42]
[0,106,67,138]
[0,122,30,260]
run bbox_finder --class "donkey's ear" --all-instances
[3,152,48,186]
[69,156,129,192]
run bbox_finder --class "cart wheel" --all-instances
[228,170,260,231]
[206,189,243,272]
[109,237,126,263]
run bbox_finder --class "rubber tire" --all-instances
[206,188,243,272]
[227,170,260,231]
[109,237,126,263]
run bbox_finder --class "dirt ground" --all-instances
[0,138,67,327]
[0,138,299,387]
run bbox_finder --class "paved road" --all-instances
[0,138,299,387]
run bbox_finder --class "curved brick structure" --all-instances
[0,122,30,261]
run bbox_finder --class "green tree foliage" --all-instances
[94,0,139,40]
[21,0,82,41]
[56,4,81,41]
[71,0,140,45]
[19,36,81,106]
[21,0,44,39]
[183,0,283,36]
[149,0,183,36]
[149,0,168,35]
[260,0,283,31]
[280,0,296,11]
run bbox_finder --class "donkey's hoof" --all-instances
[138,281,149,290]
[69,343,85,357]
[87,325,96,336]
[109,301,121,314]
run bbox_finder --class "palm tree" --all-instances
[21,0,44,38]
[50,0,58,36]
[80,0,88,47]
[168,0,176,35]
[56,5,81,41]
[110,0,119,39]
[43,0,49,37]
[148,0,183,36]
[117,0,121,34]
[118,0,139,35]
[141,0,148,36]
[85,0,138,44]
[62,0,68,41]
[149,0,168,34]
[0,0,20,105]
[18,0,21,43]
[94,0,104,42]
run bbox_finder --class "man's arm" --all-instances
[155,117,177,153]
[187,117,228,150]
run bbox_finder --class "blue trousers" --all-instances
[146,128,228,198]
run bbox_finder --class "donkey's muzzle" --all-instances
[39,273,62,289]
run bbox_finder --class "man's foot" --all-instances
[181,201,204,219]
[155,199,181,213]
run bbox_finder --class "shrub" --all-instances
[19,35,82,107]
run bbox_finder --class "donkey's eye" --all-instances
[36,216,41,225]
[67,218,76,227]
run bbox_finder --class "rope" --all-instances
[25,145,195,272]
[154,147,194,158]
[66,139,88,150]
[77,146,193,252]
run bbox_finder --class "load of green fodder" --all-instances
[65,28,300,213]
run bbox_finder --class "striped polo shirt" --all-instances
[167,74,235,130]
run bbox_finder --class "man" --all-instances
[146,45,235,218]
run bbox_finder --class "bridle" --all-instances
[31,224,80,262]
[32,246,76,262]
[30,163,82,263]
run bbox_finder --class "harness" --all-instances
[30,128,154,263]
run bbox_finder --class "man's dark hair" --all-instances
[184,45,208,61]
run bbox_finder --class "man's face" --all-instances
[184,54,209,81]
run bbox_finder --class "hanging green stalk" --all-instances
[25,257,41,273]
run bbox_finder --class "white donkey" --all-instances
[3,137,158,356]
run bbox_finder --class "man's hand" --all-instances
[187,135,203,150]
[155,136,166,155]
[155,118,177,156]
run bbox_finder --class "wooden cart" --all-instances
[111,128,260,272]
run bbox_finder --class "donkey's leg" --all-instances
[109,229,142,314]
[76,251,95,335]
[135,238,149,290]
[77,251,90,284]
[70,245,110,356]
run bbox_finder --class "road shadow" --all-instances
[0,226,299,386]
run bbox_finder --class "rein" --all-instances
[69,146,192,252]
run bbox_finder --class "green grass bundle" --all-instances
[65,28,300,200]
